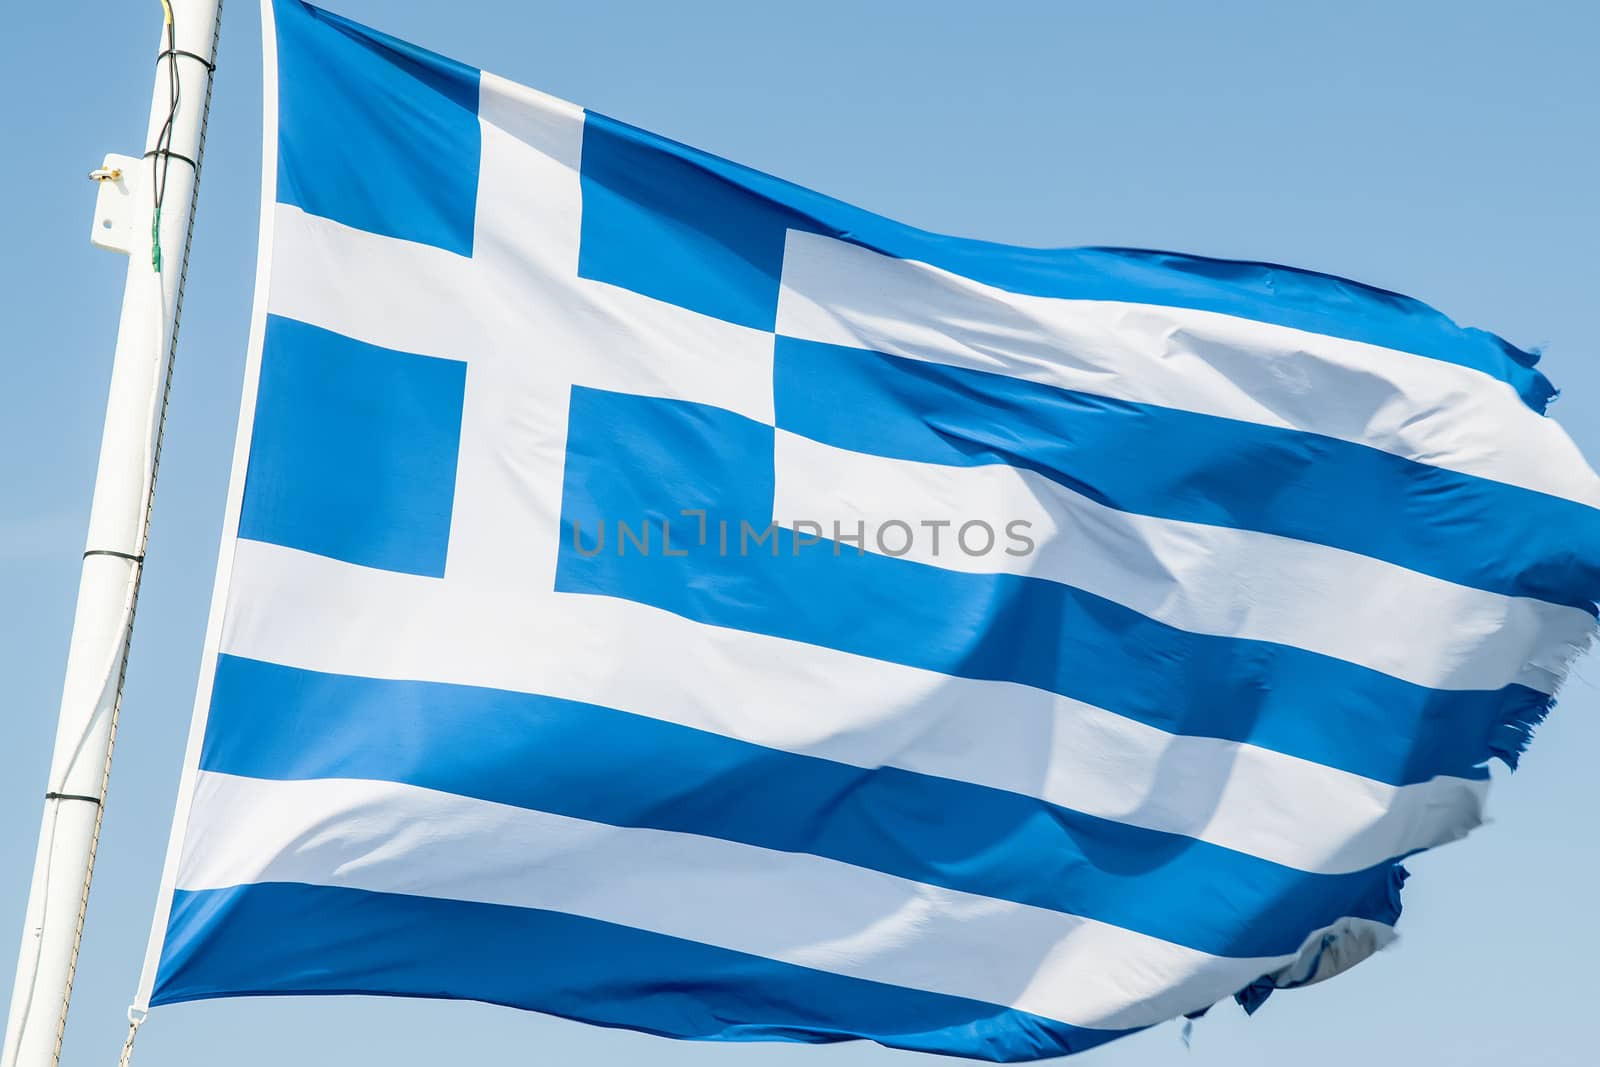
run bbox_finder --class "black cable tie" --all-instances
[83,549,145,563]
[45,792,102,806]
[156,48,216,73]
[144,147,197,171]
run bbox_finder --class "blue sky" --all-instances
[2,1,1597,1064]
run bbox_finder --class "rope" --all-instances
[118,1009,147,1067]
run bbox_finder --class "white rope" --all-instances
[117,1009,147,1067]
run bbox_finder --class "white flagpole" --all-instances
[1,2,222,1066]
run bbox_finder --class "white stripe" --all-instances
[776,230,1600,510]
[177,772,1394,1030]
[220,539,1489,875]
[772,430,1591,694]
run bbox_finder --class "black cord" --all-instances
[156,47,215,72]
[44,793,102,806]
[143,147,197,170]
[151,8,182,271]
[82,549,145,563]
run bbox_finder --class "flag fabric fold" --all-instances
[136,1,1600,1059]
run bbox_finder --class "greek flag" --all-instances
[137,1,1599,1059]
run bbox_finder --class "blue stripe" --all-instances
[577,110,1553,409]
[774,337,1600,614]
[274,1,480,255]
[153,883,1134,1061]
[202,655,1404,960]
[555,385,1551,787]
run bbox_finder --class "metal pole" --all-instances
[1,2,222,1065]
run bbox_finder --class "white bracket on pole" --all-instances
[88,155,146,256]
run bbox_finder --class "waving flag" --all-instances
[136,1,1600,1059]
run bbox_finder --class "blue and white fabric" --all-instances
[136,1,1600,1060]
